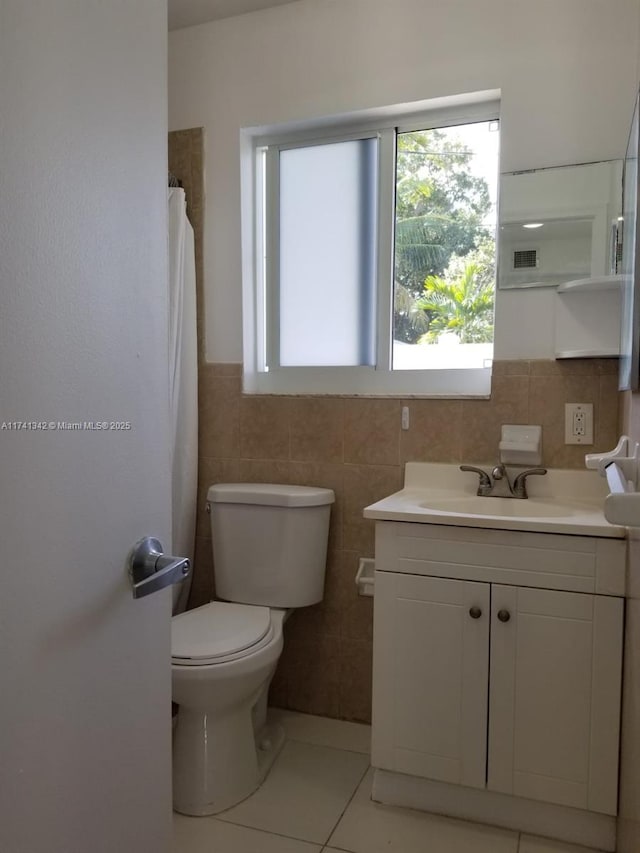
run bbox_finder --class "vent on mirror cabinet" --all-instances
[513,248,538,269]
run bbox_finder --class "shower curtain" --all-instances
[168,187,198,612]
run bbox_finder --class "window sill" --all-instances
[242,366,492,398]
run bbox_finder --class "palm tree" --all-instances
[393,281,431,341]
[416,261,494,344]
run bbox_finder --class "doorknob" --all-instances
[129,537,190,600]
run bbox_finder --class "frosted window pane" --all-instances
[279,139,377,366]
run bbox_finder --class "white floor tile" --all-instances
[328,769,519,853]
[216,740,369,844]
[269,708,371,755]
[519,835,606,853]
[173,814,322,853]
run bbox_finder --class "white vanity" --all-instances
[365,463,626,851]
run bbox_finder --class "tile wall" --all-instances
[168,127,205,363]
[193,358,620,723]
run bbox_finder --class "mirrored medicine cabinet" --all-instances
[498,159,623,291]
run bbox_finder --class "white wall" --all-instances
[169,0,640,364]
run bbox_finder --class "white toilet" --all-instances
[171,482,334,816]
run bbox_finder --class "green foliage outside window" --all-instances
[394,128,496,345]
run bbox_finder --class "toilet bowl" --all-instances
[171,483,334,816]
[172,603,285,815]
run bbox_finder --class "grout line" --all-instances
[283,733,371,757]
[213,814,328,848]
[323,763,370,848]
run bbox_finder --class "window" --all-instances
[278,138,378,367]
[243,97,500,396]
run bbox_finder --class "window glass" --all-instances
[393,120,499,370]
[279,138,378,367]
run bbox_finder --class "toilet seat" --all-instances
[172,601,274,666]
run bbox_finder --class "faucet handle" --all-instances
[512,467,547,498]
[460,465,492,495]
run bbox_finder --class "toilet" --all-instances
[171,482,334,816]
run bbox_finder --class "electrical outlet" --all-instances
[564,403,593,445]
[401,406,410,430]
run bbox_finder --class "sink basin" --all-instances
[418,496,579,518]
[363,462,624,537]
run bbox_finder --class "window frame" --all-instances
[242,95,501,397]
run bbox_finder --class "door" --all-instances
[488,585,623,815]
[372,572,490,788]
[0,4,172,852]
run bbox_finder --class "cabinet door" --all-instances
[488,585,623,815]
[372,571,490,789]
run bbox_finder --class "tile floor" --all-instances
[172,709,605,853]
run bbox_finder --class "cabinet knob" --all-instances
[497,609,511,623]
[469,606,482,619]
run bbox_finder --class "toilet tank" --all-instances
[207,483,334,608]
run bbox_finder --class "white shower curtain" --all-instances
[168,187,198,611]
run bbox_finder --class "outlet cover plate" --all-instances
[565,402,594,445]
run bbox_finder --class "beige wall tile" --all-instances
[344,399,401,466]
[239,396,290,459]
[308,549,373,642]
[289,461,344,552]
[529,373,600,468]
[290,398,344,463]
[188,536,214,609]
[620,389,632,434]
[210,363,242,376]
[492,360,531,376]
[168,128,205,364]
[530,358,613,376]
[339,639,373,723]
[400,399,463,464]
[596,358,620,375]
[621,386,640,440]
[196,457,242,538]
[199,370,241,458]
[460,375,529,464]
[343,464,402,555]
[280,628,341,718]
[336,550,373,643]
[237,459,291,484]
[598,373,621,451]
[285,550,344,638]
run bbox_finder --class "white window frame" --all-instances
[241,92,501,397]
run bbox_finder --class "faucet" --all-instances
[512,467,548,498]
[460,464,547,499]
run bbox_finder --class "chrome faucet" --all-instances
[512,467,548,498]
[460,464,547,499]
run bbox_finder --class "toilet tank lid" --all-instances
[207,483,335,507]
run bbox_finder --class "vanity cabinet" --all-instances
[371,521,624,817]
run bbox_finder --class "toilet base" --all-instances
[172,707,284,816]
[254,718,286,789]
